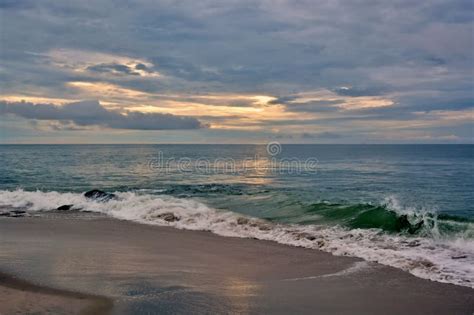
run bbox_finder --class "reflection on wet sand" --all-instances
[1,216,473,314]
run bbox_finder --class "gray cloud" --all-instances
[86,63,140,76]
[270,96,343,113]
[85,62,159,76]
[0,0,34,9]
[0,100,203,130]
[2,1,472,99]
[268,96,298,105]
[0,0,472,142]
[333,86,387,97]
[283,100,343,113]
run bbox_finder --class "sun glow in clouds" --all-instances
[0,95,76,105]
[283,89,394,110]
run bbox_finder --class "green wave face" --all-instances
[303,202,474,237]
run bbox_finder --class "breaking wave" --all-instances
[0,189,473,288]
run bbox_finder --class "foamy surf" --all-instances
[0,189,473,288]
[282,261,372,281]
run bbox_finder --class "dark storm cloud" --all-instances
[0,100,203,130]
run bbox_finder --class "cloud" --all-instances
[86,62,159,77]
[270,89,394,112]
[0,100,204,130]
[0,0,33,9]
[0,0,472,143]
[273,132,344,141]
[333,86,387,97]
[268,95,297,105]
[301,132,343,139]
[283,100,343,112]
[86,63,141,76]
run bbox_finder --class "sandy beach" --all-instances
[0,214,473,314]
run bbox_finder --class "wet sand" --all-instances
[0,272,112,315]
[0,215,473,314]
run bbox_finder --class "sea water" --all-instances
[0,144,473,287]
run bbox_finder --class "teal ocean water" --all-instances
[0,144,473,287]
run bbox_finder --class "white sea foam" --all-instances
[282,261,371,281]
[0,189,473,288]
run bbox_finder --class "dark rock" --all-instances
[451,255,467,260]
[157,212,180,222]
[84,189,116,201]
[57,204,73,211]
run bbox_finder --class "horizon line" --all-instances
[0,143,473,145]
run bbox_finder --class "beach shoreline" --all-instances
[0,215,473,314]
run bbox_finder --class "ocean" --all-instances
[0,144,473,287]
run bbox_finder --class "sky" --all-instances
[0,0,473,144]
